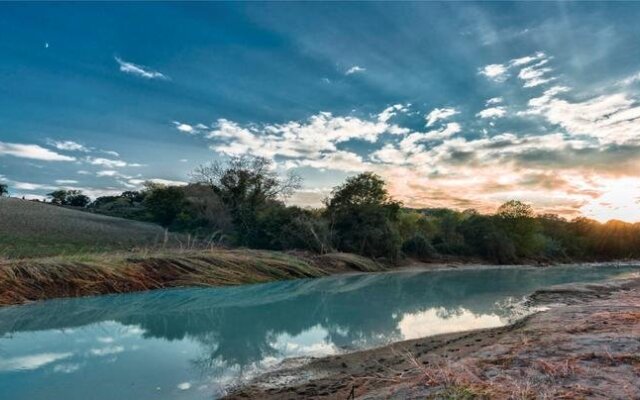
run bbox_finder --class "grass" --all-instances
[0,198,174,258]
[0,249,386,306]
[0,198,388,306]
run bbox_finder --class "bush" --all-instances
[402,234,435,260]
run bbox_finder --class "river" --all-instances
[0,264,638,399]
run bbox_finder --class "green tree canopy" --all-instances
[325,172,402,258]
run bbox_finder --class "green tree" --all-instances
[325,172,401,258]
[143,185,186,227]
[496,200,541,258]
[46,189,89,207]
[190,156,301,246]
[0,183,8,197]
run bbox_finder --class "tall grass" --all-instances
[0,249,386,306]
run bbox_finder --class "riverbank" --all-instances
[2,248,638,307]
[0,249,387,306]
[226,276,640,399]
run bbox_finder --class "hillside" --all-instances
[0,198,167,258]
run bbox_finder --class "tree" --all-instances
[46,189,89,207]
[190,156,302,246]
[496,200,541,257]
[143,185,186,227]
[48,190,68,205]
[67,193,90,207]
[0,183,8,197]
[325,172,402,258]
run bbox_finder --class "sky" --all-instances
[2,2,640,222]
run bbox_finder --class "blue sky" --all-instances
[2,3,640,221]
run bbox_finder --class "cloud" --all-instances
[378,104,409,122]
[425,107,459,127]
[523,86,640,145]
[87,157,143,168]
[96,170,118,177]
[55,179,79,184]
[619,71,640,86]
[201,110,407,170]
[47,140,90,152]
[478,63,508,82]
[518,59,554,88]
[479,51,552,87]
[345,65,366,75]
[477,106,506,119]
[89,346,124,357]
[115,56,168,80]
[127,178,188,187]
[0,353,73,372]
[0,142,76,161]
[486,97,503,105]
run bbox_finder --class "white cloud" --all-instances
[0,353,73,372]
[205,110,406,163]
[55,179,79,184]
[53,363,82,374]
[345,65,366,75]
[486,97,503,105]
[115,57,168,80]
[127,178,187,187]
[478,63,508,82]
[619,71,640,86]
[89,346,125,357]
[509,51,546,67]
[177,382,192,391]
[425,107,459,127]
[477,106,506,119]
[47,140,89,152]
[87,157,142,168]
[0,142,75,161]
[378,104,408,122]
[518,59,553,88]
[479,52,552,87]
[96,170,118,177]
[525,87,640,145]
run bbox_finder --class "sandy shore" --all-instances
[225,276,640,399]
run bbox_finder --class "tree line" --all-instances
[6,157,640,263]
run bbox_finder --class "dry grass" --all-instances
[0,249,386,306]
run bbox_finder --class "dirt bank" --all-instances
[226,277,640,399]
[0,250,387,306]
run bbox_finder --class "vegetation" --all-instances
[0,249,385,306]
[4,156,640,264]
[0,183,8,197]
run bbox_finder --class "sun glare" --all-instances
[581,179,640,223]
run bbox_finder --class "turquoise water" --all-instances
[0,264,638,399]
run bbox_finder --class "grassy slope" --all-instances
[0,198,168,258]
[0,250,385,306]
[0,198,386,306]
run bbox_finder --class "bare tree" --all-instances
[190,156,302,203]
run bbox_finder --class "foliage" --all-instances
[143,185,186,227]
[402,233,435,260]
[325,172,402,259]
[0,183,8,197]
[47,190,90,207]
[32,166,640,265]
[191,156,301,246]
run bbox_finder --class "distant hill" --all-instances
[0,198,167,258]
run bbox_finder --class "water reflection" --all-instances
[0,265,637,399]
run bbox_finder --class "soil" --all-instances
[225,276,640,399]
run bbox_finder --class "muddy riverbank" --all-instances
[226,276,640,399]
